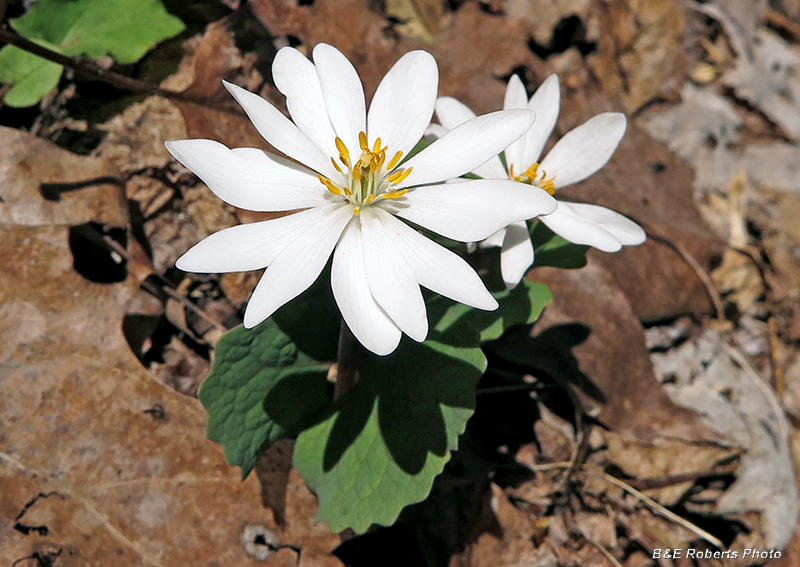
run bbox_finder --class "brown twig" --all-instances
[644,225,726,320]
[0,25,241,115]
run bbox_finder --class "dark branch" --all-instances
[0,25,241,115]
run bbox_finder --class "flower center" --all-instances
[317,131,413,215]
[509,163,555,195]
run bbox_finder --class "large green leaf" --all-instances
[199,320,332,479]
[293,324,486,533]
[428,279,552,342]
[0,0,184,107]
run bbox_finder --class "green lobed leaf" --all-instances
[293,323,486,533]
[428,279,552,342]
[199,319,332,479]
[531,220,589,269]
[1,0,184,106]
[0,44,63,107]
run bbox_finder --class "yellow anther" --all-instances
[359,131,369,151]
[335,137,350,165]
[508,163,517,180]
[523,163,540,181]
[343,186,352,197]
[353,207,361,216]
[318,174,342,196]
[365,194,376,204]
[387,167,413,184]
[377,150,386,170]
[382,188,408,200]
[541,180,556,195]
[352,159,363,181]
[386,150,403,171]
[330,157,343,174]
[372,137,382,153]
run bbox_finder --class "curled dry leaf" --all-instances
[652,330,799,549]
[0,126,127,227]
[532,261,720,444]
[0,133,339,565]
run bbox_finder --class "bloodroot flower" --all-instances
[166,44,556,355]
[430,74,646,288]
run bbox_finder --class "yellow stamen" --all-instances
[365,194,376,204]
[508,163,516,180]
[372,137,382,153]
[318,174,342,196]
[377,150,386,170]
[352,159,363,181]
[331,157,343,174]
[359,131,369,151]
[386,150,403,170]
[387,167,413,184]
[541,180,555,195]
[353,207,361,216]
[382,188,408,199]
[335,137,350,165]
[523,163,539,181]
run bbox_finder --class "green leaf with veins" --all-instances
[293,323,485,533]
[0,0,184,106]
[199,320,332,479]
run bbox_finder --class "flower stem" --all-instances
[334,321,359,399]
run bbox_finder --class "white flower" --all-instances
[165,44,556,356]
[430,74,646,288]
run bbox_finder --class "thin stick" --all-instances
[0,26,240,115]
[585,536,624,567]
[602,472,724,548]
[644,226,726,320]
[334,321,359,399]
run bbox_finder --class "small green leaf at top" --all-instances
[0,45,63,108]
[428,279,552,342]
[199,319,332,479]
[0,0,184,106]
[531,220,589,269]
[293,323,486,534]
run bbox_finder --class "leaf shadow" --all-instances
[485,322,606,404]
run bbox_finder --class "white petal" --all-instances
[375,209,497,310]
[392,179,556,241]
[313,43,366,157]
[223,81,339,179]
[272,46,338,159]
[434,96,476,129]
[430,98,508,179]
[539,201,622,252]
[331,219,402,356]
[368,50,438,160]
[399,110,533,188]
[561,202,646,246]
[165,139,327,211]
[425,123,449,140]
[500,221,534,289]
[539,112,627,189]
[175,206,329,273]
[502,75,531,171]
[360,209,428,342]
[480,228,506,248]
[518,74,560,168]
[243,204,353,328]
